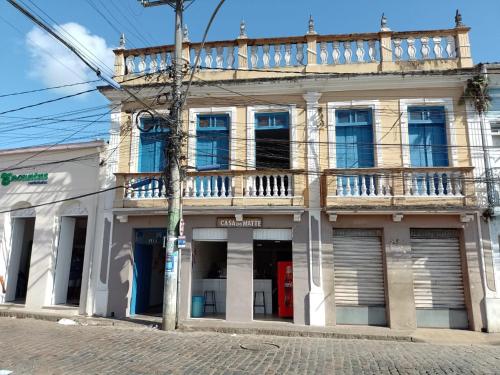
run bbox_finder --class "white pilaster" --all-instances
[303,92,325,326]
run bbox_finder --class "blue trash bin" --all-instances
[191,295,205,318]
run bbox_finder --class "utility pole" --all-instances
[138,0,189,331]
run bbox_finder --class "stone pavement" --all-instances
[1,318,500,374]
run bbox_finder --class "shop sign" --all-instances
[216,217,262,228]
[1,172,48,186]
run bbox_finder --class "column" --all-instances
[303,92,326,326]
[25,206,54,308]
[384,223,417,330]
[53,217,76,305]
[91,214,113,316]
[85,138,117,316]
[226,228,253,322]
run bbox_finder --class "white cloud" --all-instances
[26,22,114,95]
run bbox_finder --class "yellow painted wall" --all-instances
[117,87,470,173]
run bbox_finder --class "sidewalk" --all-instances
[1,305,499,346]
[178,319,500,346]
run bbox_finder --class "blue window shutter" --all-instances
[336,127,348,168]
[196,115,229,170]
[429,123,448,167]
[409,107,448,167]
[138,121,168,172]
[409,124,427,167]
[335,109,374,168]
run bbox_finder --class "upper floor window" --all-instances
[335,109,374,168]
[255,112,290,169]
[408,106,448,167]
[488,88,500,119]
[138,117,169,173]
[196,114,229,171]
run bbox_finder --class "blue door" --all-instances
[335,109,375,193]
[196,114,230,196]
[335,109,374,168]
[130,229,166,315]
[130,243,152,315]
[409,107,448,167]
[408,106,449,194]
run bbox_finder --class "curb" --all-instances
[177,324,419,343]
[0,310,138,328]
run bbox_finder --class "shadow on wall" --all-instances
[107,238,132,318]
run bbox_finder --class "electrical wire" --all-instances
[0,88,98,116]
[0,79,101,98]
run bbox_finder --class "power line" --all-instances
[0,79,101,98]
[0,88,98,116]
[0,107,112,173]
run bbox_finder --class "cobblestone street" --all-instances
[1,318,500,375]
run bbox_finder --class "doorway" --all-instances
[54,217,88,306]
[253,240,293,321]
[130,229,166,316]
[191,241,227,319]
[5,217,35,303]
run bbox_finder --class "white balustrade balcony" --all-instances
[114,170,304,208]
[324,167,476,208]
[113,23,472,81]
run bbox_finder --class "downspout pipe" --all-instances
[476,212,490,331]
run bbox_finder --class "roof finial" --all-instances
[380,13,390,31]
[307,14,316,35]
[183,24,190,42]
[118,33,126,49]
[239,19,247,38]
[455,9,464,27]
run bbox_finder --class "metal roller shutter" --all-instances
[333,229,385,307]
[411,229,465,309]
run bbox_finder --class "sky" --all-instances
[0,0,499,150]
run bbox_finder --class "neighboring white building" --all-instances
[467,63,500,332]
[484,64,500,332]
[0,140,115,316]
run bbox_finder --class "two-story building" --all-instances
[98,14,489,331]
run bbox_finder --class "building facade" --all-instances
[98,14,491,331]
[0,141,112,316]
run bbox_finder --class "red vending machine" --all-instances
[277,261,293,318]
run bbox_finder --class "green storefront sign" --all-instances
[1,172,48,186]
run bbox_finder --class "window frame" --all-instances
[407,106,449,168]
[195,113,230,171]
[188,107,237,171]
[400,98,456,167]
[131,109,169,173]
[246,105,297,170]
[327,101,382,169]
[254,111,291,169]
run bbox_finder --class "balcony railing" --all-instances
[114,170,305,208]
[324,167,476,207]
[113,21,472,81]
